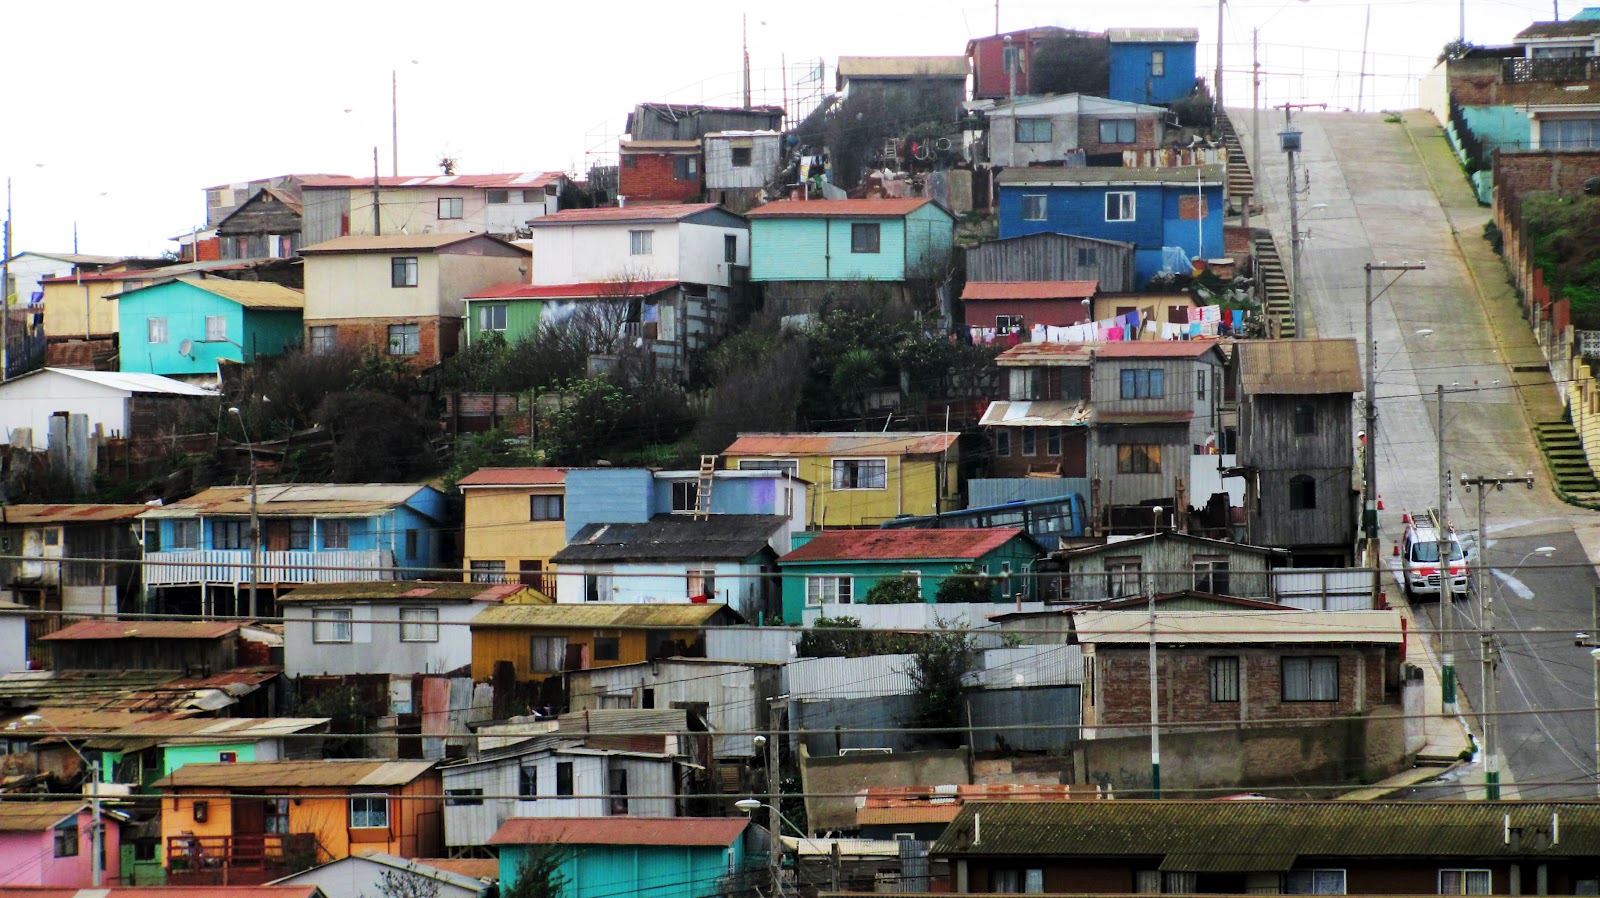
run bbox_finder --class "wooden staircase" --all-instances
[1216,110,1256,203]
[1254,234,1296,338]
[1533,421,1600,495]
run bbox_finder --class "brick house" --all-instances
[619,141,703,204]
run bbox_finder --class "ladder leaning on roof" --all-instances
[694,455,717,520]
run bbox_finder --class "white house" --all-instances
[270,853,495,898]
[0,599,26,673]
[982,93,1170,167]
[299,172,568,244]
[525,203,748,288]
[567,658,782,761]
[0,367,212,450]
[5,251,123,309]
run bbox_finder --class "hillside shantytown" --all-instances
[1,7,1600,898]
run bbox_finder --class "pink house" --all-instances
[0,801,123,886]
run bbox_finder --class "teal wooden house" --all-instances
[776,526,1044,622]
[115,276,303,377]
[491,817,755,898]
[746,197,955,284]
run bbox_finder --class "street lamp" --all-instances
[9,713,103,885]
[227,406,261,619]
[736,797,813,897]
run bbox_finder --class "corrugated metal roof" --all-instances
[298,234,528,255]
[963,280,1098,301]
[1107,27,1200,42]
[1485,81,1600,108]
[995,343,1093,367]
[725,431,958,456]
[528,203,727,226]
[117,277,305,310]
[277,581,537,604]
[0,800,92,832]
[1515,19,1600,40]
[781,528,1025,563]
[998,164,1223,186]
[19,368,215,396]
[552,514,786,563]
[979,400,1092,427]
[408,858,500,882]
[82,716,330,752]
[837,56,969,79]
[933,800,1600,858]
[300,172,564,190]
[457,467,568,487]
[2,889,321,898]
[152,758,436,789]
[41,620,243,641]
[1094,341,1222,359]
[139,483,436,519]
[471,602,739,629]
[1072,610,1404,646]
[0,504,148,524]
[1237,338,1362,395]
[465,280,679,301]
[745,198,939,218]
[490,816,747,847]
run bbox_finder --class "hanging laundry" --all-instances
[1188,323,1202,337]
[1187,306,1203,324]
[1232,309,1245,330]
[1201,305,1223,324]
[1030,324,1048,342]
[1105,326,1124,341]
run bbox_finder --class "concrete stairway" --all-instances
[1533,421,1600,495]
[1253,234,1296,338]
[1216,111,1256,202]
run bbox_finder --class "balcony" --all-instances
[165,833,318,885]
[144,549,395,586]
[1503,56,1599,83]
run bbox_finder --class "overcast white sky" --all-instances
[0,0,1565,256]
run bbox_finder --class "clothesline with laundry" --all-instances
[967,304,1247,345]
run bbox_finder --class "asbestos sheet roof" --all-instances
[745,198,938,218]
[551,514,787,564]
[1106,27,1200,42]
[488,816,747,847]
[278,581,539,604]
[0,504,148,524]
[999,164,1223,186]
[1236,338,1362,395]
[1072,610,1404,646]
[528,203,725,226]
[115,277,305,310]
[151,758,436,790]
[472,602,740,630]
[979,400,1091,427]
[1516,20,1600,40]
[139,483,433,519]
[933,800,1600,859]
[465,280,679,301]
[0,801,93,832]
[41,620,243,641]
[22,368,214,396]
[1093,341,1221,359]
[456,467,568,487]
[837,56,969,79]
[299,234,528,255]
[962,280,1097,301]
[995,343,1093,367]
[81,716,330,752]
[780,527,1026,563]
[300,172,564,190]
[725,431,958,456]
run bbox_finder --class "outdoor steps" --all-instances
[1253,234,1297,338]
[1216,110,1255,200]
[1533,421,1600,493]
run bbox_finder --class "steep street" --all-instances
[1233,109,1600,798]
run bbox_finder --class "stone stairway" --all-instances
[1533,420,1600,495]
[1253,234,1296,338]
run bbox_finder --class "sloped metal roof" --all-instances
[471,602,740,629]
[979,400,1092,427]
[1071,610,1404,646]
[0,504,149,524]
[780,527,1026,563]
[551,514,786,564]
[139,483,438,519]
[725,431,958,456]
[1236,338,1362,395]
[489,816,747,847]
[152,758,437,789]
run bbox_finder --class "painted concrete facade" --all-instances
[116,280,302,378]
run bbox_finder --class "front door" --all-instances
[265,521,291,552]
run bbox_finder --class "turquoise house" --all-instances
[491,816,755,898]
[115,276,303,377]
[90,717,331,791]
[746,197,955,283]
[776,526,1044,622]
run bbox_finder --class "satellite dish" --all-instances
[177,338,193,358]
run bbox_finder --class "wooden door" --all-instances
[265,521,290,552]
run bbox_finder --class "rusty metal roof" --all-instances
[1236,338,1363,395]
[82,716,331,752]
[152,758,437,790]
[995,343,1093,367]
[457,467,568,488]
[40,620,243,641]
[963,280,1097,301]
[472,602,740,630]
[277,581,541,604]
[298,234,528,255]
[489,816,748,847]
[1094,341,1223,359]
[724,431,958,456]
[780,528,1027,564]
[139,483,439,519]
[0,504,148,524]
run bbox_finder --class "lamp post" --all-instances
[228,406,260,619]
[736,797,809,897]
[11,713,102,885]
[1574,586,1600,798]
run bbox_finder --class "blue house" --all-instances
[997,165,1224,283]
[137,483,447,615]
[491,816,756,898]
[114,276,304,378]
[746,198,955,298]
[563,467,807,543]
[1108,27,1200,106]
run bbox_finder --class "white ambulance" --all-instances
[1401,519,1469,600]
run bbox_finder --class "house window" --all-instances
[446,788,484,806]
[996,314,1025,332]
[1285,870,1347,894]
[264,799,290,834]
[323,520,351,549]
[1289,474,1318,511]
[388,323,420,356]
[1543,118,1600,149]
[1047,429,1063,456]
[622,155,637,168]
[391,256,419,287]
[349,794,389,829]
[530,636,567,673]
[519,766,538,798]
[1439,870,1491,895]
[477,303,508,332]
[1150,50,1166,77]
[1020,429,1037,457]
[405,529,419,558]
[400,607,440,642]
[1003,43,1023,74]
[731,147,753,167]
[172,520,200,550]
[1194,558,1231,594]
[1106,559,1142,597]
[1120,368,1164,399]
[832,458,887,489]
[289,518,312,550]
[54,823,78,857]
[470,560,507,583]
[725,234,738,263]
[630,229,654,256]
[585,572,613,602]
[1098,119,1137,144]
[486,189,510,204]
[1076,246,1097,267]
[555,761,574,796]
[530,495,564,521]
[738,459,799,477]
[991,869,1045,893]
[806,576,853,606]
[1196,368,1207,401]
[1293,402,1316,435]
[687,570,715,599]
[313,608,353,643]
[1282,656,1339,701]
[1117,444,1162,474]
[199,315,227,343]
[438,197,464,220]
[528,188,549,202]
[148,317,168,344]
[674,155,698,180]
[1209,656,1240,702]
[607,767,629,815]
[213,520,249,550]
[994,430,1012,457]
[1015,118,1053,143]
[310,325,338,355]
[1105,192,1136,222]
[594,634,621,662]
[851,223,881,254]
[671,480,699,513]
[1021,195,1047,221]
[145,526,161,553]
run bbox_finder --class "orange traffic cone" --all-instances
[1378,495,1385,511]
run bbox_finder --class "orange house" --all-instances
[152,759,441,884]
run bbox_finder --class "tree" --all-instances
[501,843,571,898]
[903,615,975,748]
[314,390,436,482]
[1438,39,1479,65]
[934,565,992,603]
[864,574,922,604]
[372,869,441,898]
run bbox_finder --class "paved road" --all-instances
[1232,109,1600,798]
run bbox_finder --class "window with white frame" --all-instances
[400,607,440,642]
[205,316,227,342]
[1284,869,1347,894]
[831,458,887,490]
[687,569,715,599]
[438,197,464,220]
[172,520,200,550]
[148,317,168,344]
[1021,194,1047,221]
[391,256,418,287]
[1282,656,1339,701]
[309,325,338,355]
[477,303,508,332]
[806,575,852,606]
[486,190,509,205]
[1209,656,1240,702]
[584,572,613,602]
[1150,50,1166,77]
[470,560,507,583]
[312,608,353,643]
[1438,870,1491,895]
[630,230,654,256]
[1105,191,1136,222]
[1015,118,1053,143]
[1105,559,1142,597]
[670,480,698,513]
[349,794,389,828]
[997,314,1025,332]
[1098,119,1137,144]
[518,765,537,798]
[990,869,1045,893]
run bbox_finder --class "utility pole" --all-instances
[0,178,9,383]
[1251,29,1261,211]
[1362,262,1426,542]
[767,696,784,894]
[1005,35,1017,100]
[742,14,752,109]
[1357,5,1371,113]
[1148,509,1162,799]
[1576,589,1600,798]
[1279,103,1328,333]
[89,757,103,887]
[1215,0,1225,110]
[372,148,382,237]
[1437,384,1457,714]
[1459,471,1535,801]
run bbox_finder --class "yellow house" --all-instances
[722,431,960,528]
[40,267,168,341]
[458,466,569,590]
[469,602,742,682]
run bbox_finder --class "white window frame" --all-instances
[399,607,440,643]
[1105,191,1136,222]
[148,317,168,344]
[670,480,698,513]
[1098,118,1138,144]
[806,575,852,606]
[477,303,508,332]
[737,458,799,477]
[1150,50,1166,77]
[831,457,888,490]
[1284,869,1346,895]
[205,316,227,342]
[349,794,389,829]
[438,197,464,220]
[687,569,716,599]
[630,229,654,256]
[470,560,507,583]
[312,608,354,644]
[1021,194,1047,221]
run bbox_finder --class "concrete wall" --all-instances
[284,599,481,677]
[799,746,969,832]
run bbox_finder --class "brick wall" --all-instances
[305,315,460,368]
[1446,57,1506,107]
[619,152,702,203]
[1076,114,1162,157]
[1493,150,1600,220]
[1223,225,1255,257]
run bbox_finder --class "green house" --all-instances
[491,816,756,898]
[777,526,1044,622]
[114,276,304,377]
[746,197,955,283]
